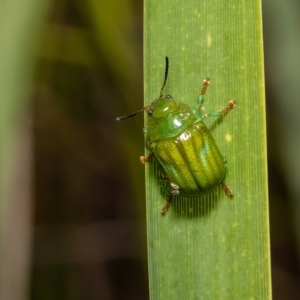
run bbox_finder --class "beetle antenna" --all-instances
[159,56,169,97]
[116,108,145,121]
[116,106,151,121]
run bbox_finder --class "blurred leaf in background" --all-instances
[0,0,51,299]
[31,0,148,299]
[263,0,300,299]
[1,0,149,299]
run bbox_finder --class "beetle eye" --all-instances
[166,94,172,99]
[148,109,153,115]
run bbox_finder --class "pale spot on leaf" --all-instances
[225,133,232,142]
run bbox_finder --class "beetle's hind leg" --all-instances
[161,197,172,216]
[160,186,180,216]
[159,177,180,215]
[158,183,172,215]
[221,182,233,197]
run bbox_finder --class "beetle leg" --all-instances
[140,154,152,164]
[161,196,172,216]
[203,100,236,118]
[199,78,210,96]
[197,78,210,108]
[221,182,233,197]
[160,182,180,215]
[159,182,173,215]
[220,100,236,116]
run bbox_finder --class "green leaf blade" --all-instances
[144,0,271,299]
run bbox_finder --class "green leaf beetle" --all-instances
[117,57,236,215]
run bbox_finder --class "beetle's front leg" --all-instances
[203,100,236,118]
[196,78,210,108]
[220,100,236,116]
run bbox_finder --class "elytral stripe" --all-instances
[153,139,199,192]
[179,124,225,190]
[179,126,211,190]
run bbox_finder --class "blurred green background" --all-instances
[0,0,299,299]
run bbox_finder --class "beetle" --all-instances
[117,57,236,215]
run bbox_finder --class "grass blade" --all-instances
[144,0,271,299]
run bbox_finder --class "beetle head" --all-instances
[149,94,177,118]
[116,56,171,121]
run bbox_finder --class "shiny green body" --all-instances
[116,57,234,213]
[145,98,226,196]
